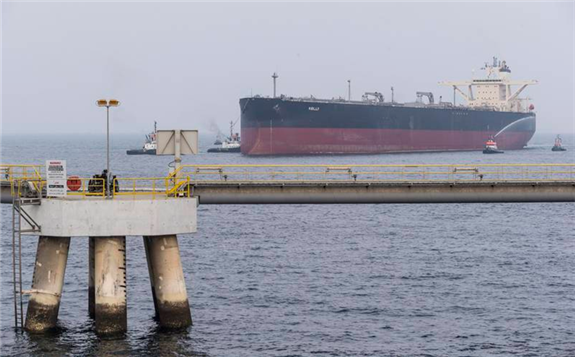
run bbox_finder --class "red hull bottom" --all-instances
[241,128,534,155]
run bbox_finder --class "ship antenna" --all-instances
[391,86,394,103]
[272,72,279,98]
[347,80,351,101]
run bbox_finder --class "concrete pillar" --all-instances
[88,237,95,319]
[94,236,127,335]
[25,236,70,333]
[143,237,159,319]
[144,235,192,329]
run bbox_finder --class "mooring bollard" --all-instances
[25,236,70,333]
[93,236,127,335]
[143,235,192,329]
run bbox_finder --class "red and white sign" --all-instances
[46,160,67,197]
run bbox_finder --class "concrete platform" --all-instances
[20,196,197,237]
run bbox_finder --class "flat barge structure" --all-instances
[240,58,537,155]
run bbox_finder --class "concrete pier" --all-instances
[25,236,70,333]
[93,237,127,335]
[7,196,196,334]
[144,235,192,329]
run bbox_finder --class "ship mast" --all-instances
[347,80,351,101]
[230,117,240,140]
[272,72,278,98]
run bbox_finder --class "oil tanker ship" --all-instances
[240,58,537,155]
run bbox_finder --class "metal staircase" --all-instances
[11,181,41,329]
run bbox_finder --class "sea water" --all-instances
[1,133,573,356]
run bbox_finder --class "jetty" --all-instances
[1,162,574,335]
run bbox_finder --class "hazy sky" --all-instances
[2,1,574,135]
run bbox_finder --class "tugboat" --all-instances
[483,137,504,154]
[552,135,567,151]
[208,120,241,153]
[127,122,157,155]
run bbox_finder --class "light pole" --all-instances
[96,99,120,197]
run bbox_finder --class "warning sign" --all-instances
[46,160,67,197]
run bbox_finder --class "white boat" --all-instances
[208,120,241,153]
[127,122,157,155]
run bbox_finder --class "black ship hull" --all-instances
[240,97,536,155]
[483,148,504,154]
[207,147,241,153]
[126,149,156,155]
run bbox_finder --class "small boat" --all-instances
[208,134,241,153]
[208,120,241,153]
[552,135,567,151]
[127,122,157,155]
[483,137,504,154]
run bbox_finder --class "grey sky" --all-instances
[2,1,574,135]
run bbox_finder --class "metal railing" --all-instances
[174,163,575,183]
[67,178,107,197]
[6,177,106,198]
[0,164,43,183]
[2,163,574,199]
[111,177,192,198]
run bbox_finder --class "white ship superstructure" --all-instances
[440,57,537,112]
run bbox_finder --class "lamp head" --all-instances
[108,99,120,107]
[96,99,108,107]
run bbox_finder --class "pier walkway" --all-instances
[2,163,575,204]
